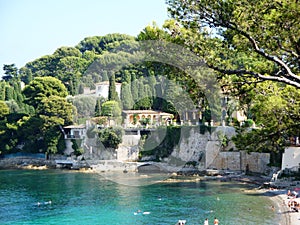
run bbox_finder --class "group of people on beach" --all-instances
[204,217,219,225]
[287,189,300,212]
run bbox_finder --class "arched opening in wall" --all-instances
[129,115,134,123]
[137,164,168,173]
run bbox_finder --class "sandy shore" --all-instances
[267,190,300,225]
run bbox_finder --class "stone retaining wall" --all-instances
[0,158,56,169]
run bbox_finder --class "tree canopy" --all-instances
[23,76,68,108]
[233,81,300,154]
[167,0,300,88]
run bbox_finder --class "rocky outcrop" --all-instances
[171,127,209,169]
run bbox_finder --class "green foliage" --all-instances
[139,126,181,159]
[0,76,74,155]
[139,118,151,126]
[0,101,9,118]
[217,131,230,151]
[76,33,135,54]
[121,82,134,110]
[108,73,119,102]
[0,82,5,100]
[18,116,45,153]
[5,100,19,114]
[56,56,89,95]
[162,79,178,114]
[3,64,18,82]
[5,85,13,101]
[0,113,26,153]
[37,96,73,125]
[167,0,300,88]
[23,76,68,108]
[68,95,97,121]
[134,78,153,110]
[132,114,138,125]
[131,77,139,104]
[101,100,121,117]
[71,139,83,156]
[233,82,300,157]
[53,46,82,58]
[94,98,102,117]
[98,127,123,149]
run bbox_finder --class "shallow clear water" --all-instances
[0,170,279,225]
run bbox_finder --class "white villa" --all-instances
[95,81,121,98]
[83,81,121,99]
[63,124,86,139]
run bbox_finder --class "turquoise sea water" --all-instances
[0,170,279,225]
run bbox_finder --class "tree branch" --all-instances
[195,3,300,85]
[275,37,299,58]
[208,64,300,88]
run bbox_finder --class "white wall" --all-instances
[282,147,300,170]
[95,82,121,99]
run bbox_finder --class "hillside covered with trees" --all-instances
[1,0,300,166]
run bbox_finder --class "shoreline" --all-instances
[257,188,300,225]
[1,159,299,224]
[276,192,300,225]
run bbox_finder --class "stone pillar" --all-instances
[185,111,189,122]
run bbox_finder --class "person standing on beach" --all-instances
[214,217,219,225]
[204,218,209,225]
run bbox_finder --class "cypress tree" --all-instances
[102,71,109,81]
[108,72,119,102]
[137,77,145,100]
[0,82,6,101]
[148,74,157,96]
[95,98,102,117]
[143,84,152,109]
[131,73,138,103]
[122,70,131,83]
[78,83,85,94]
[121,82,133,110]
[5,85,13,101]
[162,79,178,114]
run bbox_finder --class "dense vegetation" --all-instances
[0,1,299,165]
[166,0,300,164]
[0,33,212,156]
